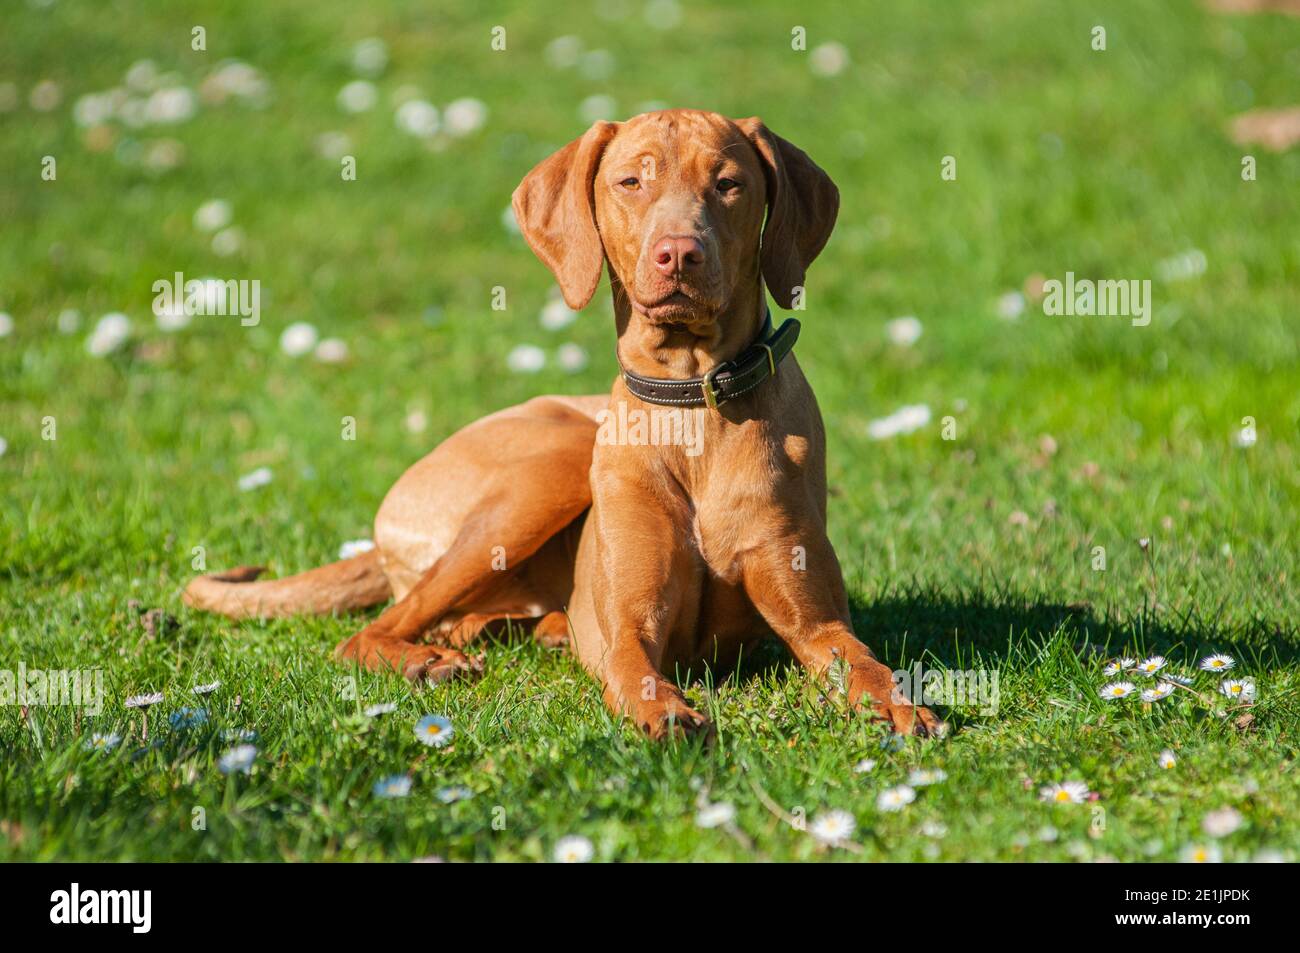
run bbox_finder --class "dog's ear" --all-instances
[512,121,620,310]
[736,117,840,310]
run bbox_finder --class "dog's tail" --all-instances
[182,549,391,619]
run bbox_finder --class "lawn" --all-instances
[1,0,1297,862]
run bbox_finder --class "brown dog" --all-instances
[185,109,941,739]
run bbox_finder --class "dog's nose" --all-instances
[652,236,706,277]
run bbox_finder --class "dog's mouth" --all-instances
[632,289,716,324]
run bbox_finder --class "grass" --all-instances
[1,0,1298,861]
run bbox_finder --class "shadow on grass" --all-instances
[725,587,1300,688]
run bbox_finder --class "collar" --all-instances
[618,311,801,409]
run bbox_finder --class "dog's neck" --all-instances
[609,273,767,380]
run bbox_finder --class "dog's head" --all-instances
[512,110,838,334]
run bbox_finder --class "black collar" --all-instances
[618,312,801,409]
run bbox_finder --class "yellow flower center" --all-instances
[1056,790,1070,802]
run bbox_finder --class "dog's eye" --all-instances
[619,177,640,190]
[716,178,740,194]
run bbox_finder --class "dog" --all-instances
[185,109,942,740]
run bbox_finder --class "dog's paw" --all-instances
[403,646,485,686]
[635,697,714,742]
[847,661,947,738]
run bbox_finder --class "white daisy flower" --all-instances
[1163,673,1194,686]
[0,312,13,337]
[1099,681,1136,700]
[1141,682,1175,702]
[540,297,578,331]
[337,79,377,113]
[279,321,319,357]
[555,343,589,373]
[193,199,232,232]
[314,338,349,363]
[1039,781,1090,805]
[338,539,375,560]
[436,785,472,804]
[373,774,411,798]
[853,758,877,774]
[1158,749,1177,769]
[1219,679,1255,702]
[695,802,736,829]
[154,298,190,332]
[443,97,488,137]
[414,714,454,747]
[553,834,594,863]
[809,809,857,843]
[85,732,122,752]
[920,819,947,838]
[364,702,397,717]
[1202,807,1244,838]
[506,344,546,373]
[351,38,388,76]
[144,86,197,124]
[1199,654,1235,672]
[192,681,220,696]
[222,728,257,742]
[218,744,257,774]
[885,315,922,347]
[211,226,244,257]
[809,41,850,78]
[877,785,916,812]
[395,99,439,138]
[1103,658,1137,677]
[866,404,931,440]
[125,692,164,709]
[907,768,947,787]
[996,290,1026,320]
[237,467,273,492]
[1136,656,1166,675]
[1181,843,1222,863]
[86,313,131,356]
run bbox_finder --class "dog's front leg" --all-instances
[588,475,712,740]
[741,528,943,737]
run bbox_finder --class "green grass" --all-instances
[1,0,1298,861]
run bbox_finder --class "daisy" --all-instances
[373,775,411,798]
[279,322,318,357]
[1202,807,1244,838]
[414,714,454,747]
[192,681,220,696]
[695,802,736,829]
[1199,654,1235,673]
[920,819,948,838]
[364,702,397,717]
[553,835,594,863]
[1039,781,1090,805]
[907,768,947,787]
[1163,673,1194,687]
[1136,656,1166,675]
[237,467,273,492]
[218,744,256,774]
[435,786,473,804]
[1219,679,1256,702]
[1141,683,1175,702]
[1158,749,1177,769]
[222,728,257,742]
[1102,658,1137,677]
[1181,844,1222,864]
[1099,681,1136,700]
[853,758,877,774]
[85,732,122,752]
[168,707,208,730]
[339,539,375,560]
[125,692,164,709]
[877,785,916,812]
[809,809,857,844]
